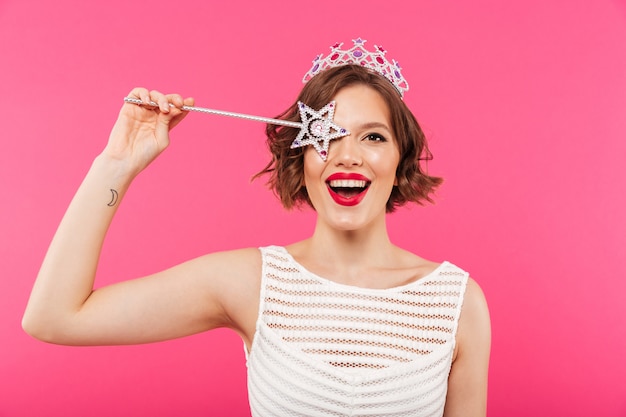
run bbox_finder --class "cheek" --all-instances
[368,148,400,177]
[383,153,401,187]
[302,148,325,187]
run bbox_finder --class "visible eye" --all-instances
[364,133,387,142]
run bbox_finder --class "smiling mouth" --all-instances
[327,179,371,198]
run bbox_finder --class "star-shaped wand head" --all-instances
[290,101,350,161]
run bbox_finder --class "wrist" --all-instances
[92,153,137,189]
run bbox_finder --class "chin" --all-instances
[326,212,379,232]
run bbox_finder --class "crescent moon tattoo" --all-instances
[107,189,119,207]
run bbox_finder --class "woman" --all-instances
[23,40,491,416]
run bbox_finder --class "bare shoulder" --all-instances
[457,277,491,351]
[464,278,489,310]
[192,246,262,303]
[195,247,261,277]
[462,278,490,323]
[443,277,491,416]
[192,247,262,346]
[176,247,261,294]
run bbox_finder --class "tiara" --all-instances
[302,38,409,97]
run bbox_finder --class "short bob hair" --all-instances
[255,65,442,212]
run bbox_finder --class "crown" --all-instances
[302,38,409,97]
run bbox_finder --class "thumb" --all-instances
[153,112,177,146]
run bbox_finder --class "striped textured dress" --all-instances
[246,246,468,417]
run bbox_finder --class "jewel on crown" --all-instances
[302,38,409,97]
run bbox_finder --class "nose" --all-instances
[331,136,362,167]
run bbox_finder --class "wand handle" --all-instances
[123,97,301,128]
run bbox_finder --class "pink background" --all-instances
[1,0,625,416]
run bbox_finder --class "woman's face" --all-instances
[303,84,400,231]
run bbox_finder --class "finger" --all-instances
[150,90,170,113]
[166,94,184,109]
[168,97,195,130]
[139,88,153,106]
[127,87,148,100]
[122,87,151,111]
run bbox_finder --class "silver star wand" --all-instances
[123,97,349,160]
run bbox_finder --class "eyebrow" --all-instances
[356,122,392,133]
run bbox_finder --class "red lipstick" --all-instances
[325,173,371,206]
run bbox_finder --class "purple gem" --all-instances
[299,103,305,108]
[340,129,346,134]
[329,103,334,107]
[394,70,401,78]
[312,63,319,72]
[353,50,363,58]
[320,150,327,157]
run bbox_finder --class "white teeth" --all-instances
[328,179,368,188]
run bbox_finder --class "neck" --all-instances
[289,216,394,277]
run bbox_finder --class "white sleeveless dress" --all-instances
[246,246,469,417]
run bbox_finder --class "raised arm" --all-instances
[22,89,260,347]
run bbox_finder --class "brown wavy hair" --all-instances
[254,65,442,212]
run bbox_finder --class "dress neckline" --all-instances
[272,245,448,294]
